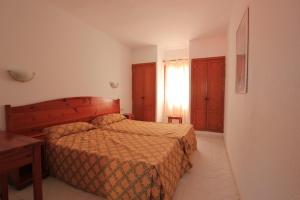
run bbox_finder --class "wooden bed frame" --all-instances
[5,96,120,136]
[4,96,120,189]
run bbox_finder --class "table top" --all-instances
[168,116,183,119]
[0,131,43,154]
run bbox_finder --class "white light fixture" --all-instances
[7,70,35,82]
[109,81,119,89]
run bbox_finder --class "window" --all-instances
[164,59,189,123]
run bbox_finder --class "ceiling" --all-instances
[48,0,234,49]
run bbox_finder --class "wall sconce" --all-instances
[109,81,119,89]
[7,70,36,82]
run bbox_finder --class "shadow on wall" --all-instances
[1,69,10,131]
[0,106,5,131]
[0,69,28,131]
[0,69,12,81]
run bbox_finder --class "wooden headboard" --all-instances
[5,96,120,135]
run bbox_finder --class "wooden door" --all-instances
[132,65,145,120]
[132,63,156,121]
[191,60,207,130]
[143,63,156,121]
[191,57,225,132]
[206,58,225,132]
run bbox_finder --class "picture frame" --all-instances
[236,8,249,94]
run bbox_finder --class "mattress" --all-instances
[47,128,191,200]
[99,119,197,157]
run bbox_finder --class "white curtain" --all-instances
[164,59,190,123]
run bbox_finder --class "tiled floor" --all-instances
[9,132,240,200]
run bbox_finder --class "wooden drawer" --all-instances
[0,146,33,172]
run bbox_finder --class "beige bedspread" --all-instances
[99,119,197,157]
[47,128,191,200]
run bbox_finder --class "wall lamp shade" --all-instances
[7,70,35,82]
[109,81,119,89]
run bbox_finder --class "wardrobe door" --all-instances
[191,57,225,132]
[206,58,225,132]
[132,64,145,120]
[191,59,208,130]
[143,63,156,121]
[132,63,156,121]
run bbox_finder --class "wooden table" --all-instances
[168,116,183,124]
[123,113,135,120]
[0,132,43,200]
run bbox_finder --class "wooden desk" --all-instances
[168,116,183,124]
[0,132,43,200]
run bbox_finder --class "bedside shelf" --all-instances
[8,133,49,190]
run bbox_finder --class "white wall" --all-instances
[156,47,164,122]
[163,48,189,60]
[224,0,300,200]
[189,35,227,59]
[0,0,132,130]
[132,46,157,64]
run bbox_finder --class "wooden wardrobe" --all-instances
[132,62,156,121]
[191,57,225,132]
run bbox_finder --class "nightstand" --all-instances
[7,132,49,190]
[168,116,183,124]
[0,132,43,200]
[123,113,135,119]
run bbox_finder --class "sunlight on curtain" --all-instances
[164,59,189,123]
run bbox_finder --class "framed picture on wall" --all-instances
[236,8,249,93]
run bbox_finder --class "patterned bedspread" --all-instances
[99,119,197,157]
[47,129,191,200]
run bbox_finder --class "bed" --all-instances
[46,127,191,200]
[94,118,197,158]
[5,97,196,200]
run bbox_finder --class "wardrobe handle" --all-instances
[205,97,209,101]
[141,96,145,99]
